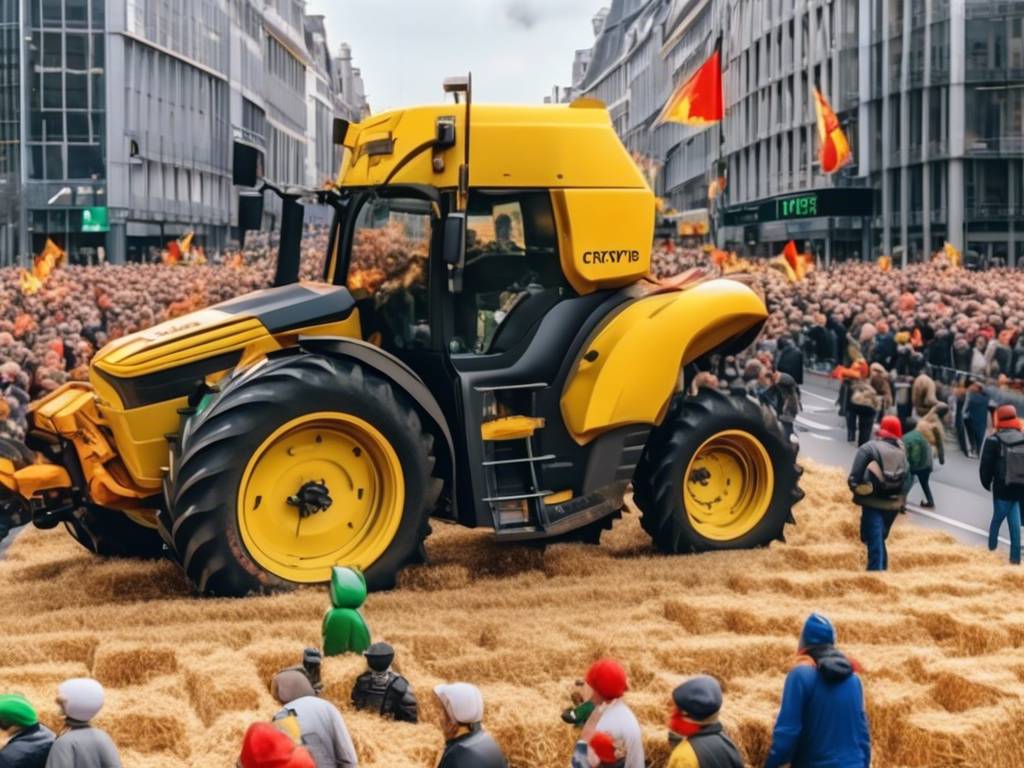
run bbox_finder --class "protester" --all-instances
[764,614,871,768]
[964,381,991,458]
[846,361,878,446]
[238,722,315,768]
[848,415,908,571]
[350,642,418,723]
[432,683,507,768]
[979,404,1024,565]
[44,678,120,768]
[774,337,804,385]
[583,660,643,768]
[766,371,801,440]
[270,670,358,768]
[570,730,624,768]
[902,418,936,508]
[0,693,54,768]
[665,676,743,768]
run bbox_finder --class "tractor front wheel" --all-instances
[633,388,803,553]
[164,354,439,596]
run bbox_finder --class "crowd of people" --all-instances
[0,612,871,768]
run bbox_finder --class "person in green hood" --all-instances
[0,693,54,768]
[322,566,371,656]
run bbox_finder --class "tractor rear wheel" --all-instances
[65,505,166,559]
[164,354,439,596]
[633,388,803,553]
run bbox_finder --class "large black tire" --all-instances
[633,388,804,553]
[65,505,167,559]
[162,353,440,596]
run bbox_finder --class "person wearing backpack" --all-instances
[979,404,1024,565]
[848,415,908,571]
[902,418,936,508]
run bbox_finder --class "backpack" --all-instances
[997,432,1024,487]
[867,440,908,497]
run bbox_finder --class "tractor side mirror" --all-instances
[443,212,466,293]
[237,192,264,231]
[232,141,264,187]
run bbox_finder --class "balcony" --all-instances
[965,137,1024,156]
[930,209,947,224]
[927,140,948,158]
[965,205,1017,221]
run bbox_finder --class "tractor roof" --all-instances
[336,102,648,191]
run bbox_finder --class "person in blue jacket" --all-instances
[765,613,871,768]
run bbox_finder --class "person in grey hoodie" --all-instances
[44,679,120,768]
[271,670,358,768]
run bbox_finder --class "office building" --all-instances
[568,0,1024,264]
[1,0,369,265]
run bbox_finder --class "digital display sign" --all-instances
[776,193,819,219]
[721,188,873,226]
[81,206,109,233]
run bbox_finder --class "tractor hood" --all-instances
[92,282,358,409]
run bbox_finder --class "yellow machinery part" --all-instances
[337,103,649,192]
[480,416,545,441]
[543,490,573,505]
[237,412,405,583]
[551,188,655,295]
[0,457,16,492]
[683,430,774,541]
[11,464,72,498]
[560,279,768,444]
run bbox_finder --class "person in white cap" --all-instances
[44,678,121,768]
[433,682,507,768]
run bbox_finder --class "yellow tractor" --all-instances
[0,79,802,595]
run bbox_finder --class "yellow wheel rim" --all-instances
[683,429,774,541]
[237,411,404,583]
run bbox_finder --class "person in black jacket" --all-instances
[351,642,418,722]
[665,676,743,768]
[979,404,1024,565]
[775,337,804,386]
[434,683,507,768]
[0,693,54,768]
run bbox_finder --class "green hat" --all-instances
[0,694,38,728]
[329,566,367,608]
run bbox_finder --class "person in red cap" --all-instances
[848,414,908,570]
[237,722,315,768]
[580,659,643,768]
[569,730,625,768]
[979,403,1024,564]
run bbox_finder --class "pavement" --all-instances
[796,371,1014,554]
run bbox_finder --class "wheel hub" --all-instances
[287,480,333,518]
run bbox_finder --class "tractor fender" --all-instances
[298,336,456,509]
[560,278,768,445]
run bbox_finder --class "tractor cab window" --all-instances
[346,196,432,351]
[452,190,569,355]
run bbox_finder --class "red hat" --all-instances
[995,404,1022,430]
[879,415,902,440]
[589,732,620,764]
[585,659,628,700]
[239,723,315,768]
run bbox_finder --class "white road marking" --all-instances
[803,404,831,413]
[805,433,833,441]
[801,388,836,404]
[796,415,833,431]
[905,503,1012,547]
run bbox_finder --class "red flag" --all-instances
[813,88,852,174]
[782,240,799,272]
[658,47,723,126]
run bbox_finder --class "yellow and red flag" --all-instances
[942,241,961,268]
[878,255,892,272]
[813,88,852,174]
[658,47,723,126]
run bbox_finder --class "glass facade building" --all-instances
[2,0,369,265]
[568,0,1024,264]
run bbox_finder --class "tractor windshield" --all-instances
[343,196,432,351]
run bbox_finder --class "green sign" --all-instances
[776,193,819,219]
[81,206,109,232]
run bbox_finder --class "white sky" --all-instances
[306,0,600,111]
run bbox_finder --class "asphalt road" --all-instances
[796,371,1013,554]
